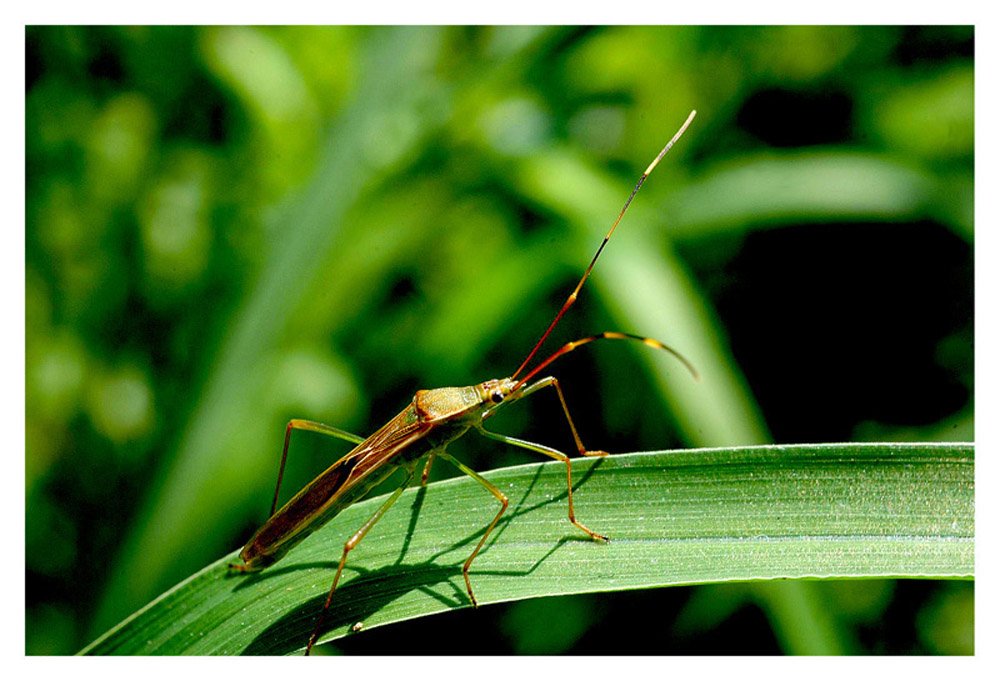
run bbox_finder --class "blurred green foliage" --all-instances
[26,26,972,655]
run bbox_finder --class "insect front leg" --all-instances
[305,463,418,655]
[475,424,608,542]
[513,376,609,458]
[436,451,508,608]
[270,419,366,517]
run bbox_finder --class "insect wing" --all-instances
[337,405,430,486]
[247,405,431,563]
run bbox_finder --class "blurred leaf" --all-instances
[499,596,596,654]
[666,152,973,240]
[917,582,974,655]
[870,65,974,160]
[82,442,972,655]
[200,26,321,195]
[752,581,853,655]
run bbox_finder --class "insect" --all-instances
[230,110,699,655]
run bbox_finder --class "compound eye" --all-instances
[490,390,504,404]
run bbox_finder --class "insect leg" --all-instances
[436,451,508,608]
[420,453,435,486]
[271,419,366,517]
[305,463,418,655]
[475,424,608,542]
[516,376,608,457]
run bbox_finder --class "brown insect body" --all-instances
[236,379,519,572]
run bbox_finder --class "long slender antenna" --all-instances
[513,331,699,392]
[511,109,697,380]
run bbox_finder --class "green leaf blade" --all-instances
[81,442,973,656]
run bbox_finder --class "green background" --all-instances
[26,26,973,655]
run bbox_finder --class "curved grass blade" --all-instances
[81,442,973,655]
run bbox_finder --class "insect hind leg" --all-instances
[271,419,366,517]
[304,463,418,655]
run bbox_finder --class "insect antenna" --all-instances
[513,331,699,392]
[511,109,698,380]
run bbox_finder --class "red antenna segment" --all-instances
[511,109,697,380]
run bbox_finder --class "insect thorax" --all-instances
[414,385,487,422]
